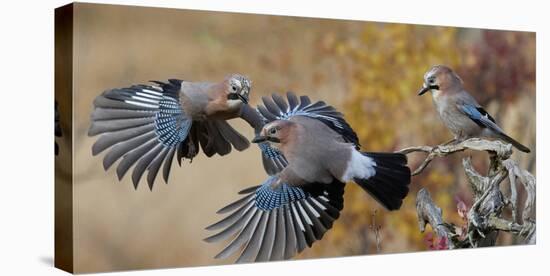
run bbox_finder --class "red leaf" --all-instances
[424,232,449,250]
[436,236,449,250]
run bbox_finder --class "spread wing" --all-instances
[253,92,359,175]
[204,176,345,263]
[90,79,250,189]
[89,79,192,189]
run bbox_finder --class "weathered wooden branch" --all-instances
[399,138,512,176]
[416,188,457,249]
[402,138,536,249]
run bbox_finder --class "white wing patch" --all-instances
[291,204,305,232]
[297,202,314,226]
[304,200,321,218]
[124,100,158,109]
[124,87,163,109]
[141,88,163,96]
[310,197,327,210]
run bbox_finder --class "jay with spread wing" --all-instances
[88,74,264,189]
[418,65,531,153]
[205,92,412,263]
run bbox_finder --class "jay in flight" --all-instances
[204,93,412,262]
[88,74,265,189]
[418,65,530,153]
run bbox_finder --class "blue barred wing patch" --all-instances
[154,96,192,147]
[458,103,501,132]
[255,177,308,211]
[89,79,192,188]
[205,177,346,262]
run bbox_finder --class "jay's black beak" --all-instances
[227,93,249,105]
[237,94,249,105]
[251,135,280,143]
[251,135,268,143]
[418,84,439,96]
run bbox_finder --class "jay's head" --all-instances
[418,65,463,96]
[251,120,296,146]
[225,74,251,105]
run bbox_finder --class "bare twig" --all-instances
[398,138,512,176]
[370,210,382,253]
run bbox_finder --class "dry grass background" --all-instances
[55,3,535,273]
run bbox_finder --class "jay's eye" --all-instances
[429,78,436,84]
[269,128,277,135]
[231,85,238,92]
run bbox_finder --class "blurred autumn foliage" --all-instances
[67,4,535,271]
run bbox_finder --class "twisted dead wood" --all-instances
[401,138,535,248]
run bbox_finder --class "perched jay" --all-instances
[205,93,411,263]
[418,65,530,153]
[88,74,265,189]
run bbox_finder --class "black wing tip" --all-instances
[149,80,166,86]
[238,186,259,195]
[116,170,124,181]
[132,180,139,190]
[102,159,112,171]
[91,144,101,156]
[204,224,216,231]
[216,202,237,214]
[203,235,217,242]
[168,78,183,85]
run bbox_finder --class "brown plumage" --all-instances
[88,74,264,189]
[205,93,411,263]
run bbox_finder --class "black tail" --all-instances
[497,132,531,153]
[353,152,411,211]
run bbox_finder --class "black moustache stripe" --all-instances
[237,94,249,104]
